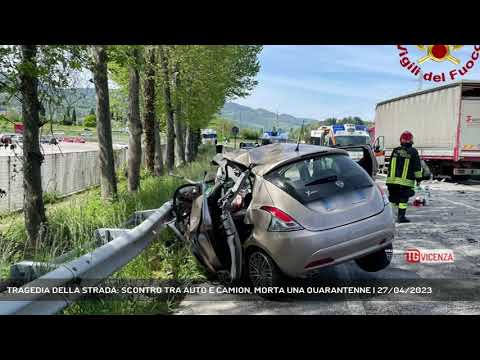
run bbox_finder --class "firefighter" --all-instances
[386,131,423,223]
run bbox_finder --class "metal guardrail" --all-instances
[0,201,174,315]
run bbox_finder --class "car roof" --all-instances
[222,143,348,176]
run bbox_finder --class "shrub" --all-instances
[43,191,63,205]
[83,114,96,128]
[62,116,73,126]
[240,128,260,140]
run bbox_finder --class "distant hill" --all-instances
[0,87,125,121]
[1,89,317,131]
[220,102,316,131]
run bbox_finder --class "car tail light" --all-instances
[377,183,389,206]
[260,206,304,232]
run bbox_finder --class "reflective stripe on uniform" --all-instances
[399,203,408,209]
[386,177,415,188]
[386,157,397,184]
[401,158,410,180]
[414,170,423,178]
[390,157,397,177]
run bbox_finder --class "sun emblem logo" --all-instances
[416,45,463,64]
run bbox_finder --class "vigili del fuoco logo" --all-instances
[397,45,480,82]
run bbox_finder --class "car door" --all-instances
[185,160,244,281]
[335,145,377,178]
[373,136,385,168]
[213,161,247,280]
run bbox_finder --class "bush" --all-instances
[5,111,22,123]
[83,114,96,128]
[62,117,73,126]
[43,191,63,205]
[240,128,260,140]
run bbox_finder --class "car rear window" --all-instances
[264,153,374,204]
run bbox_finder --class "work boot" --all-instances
[397,208,410,223]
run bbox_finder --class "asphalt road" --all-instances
[175,176,480,315]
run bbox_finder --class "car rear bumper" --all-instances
[247,205,395,278]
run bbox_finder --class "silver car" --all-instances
[172,143,395,290]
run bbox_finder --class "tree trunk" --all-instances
[193,128,201,158]
[174,117,185,167]
[92,45,117,200]
[158,45,175,172]
[143,46,156,173]
[154,120,163,176]
[20,45,47,249]
[172,64,185,167]
[127,48,142,192]
[185,125,194,162]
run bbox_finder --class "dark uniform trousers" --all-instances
[387,184,415,211]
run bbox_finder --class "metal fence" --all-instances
[0,148,128,213]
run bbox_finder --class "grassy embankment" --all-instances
[0,146,217,314]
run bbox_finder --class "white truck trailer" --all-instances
[373,80,480,178]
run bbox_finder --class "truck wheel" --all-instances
[355,244,393,272]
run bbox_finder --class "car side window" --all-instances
[280,160,315,183]
[283,164,302,181]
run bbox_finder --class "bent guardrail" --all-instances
[0,201,174,315]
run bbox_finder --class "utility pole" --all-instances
[276,110,279,129]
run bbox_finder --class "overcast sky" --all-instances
[234,45,480,121]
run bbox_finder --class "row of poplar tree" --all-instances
[0,45,262,248]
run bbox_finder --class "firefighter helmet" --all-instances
[400,131,414,144]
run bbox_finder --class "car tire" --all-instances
[247,249,284,298]
[355,244,393,272]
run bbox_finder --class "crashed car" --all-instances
[171,143,395,289]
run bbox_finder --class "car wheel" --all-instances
[355,244,393,272]
[247,250,283,290]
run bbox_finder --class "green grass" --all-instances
[63,229,207,315]
[43,191,63,205]
[0,146,216,314]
